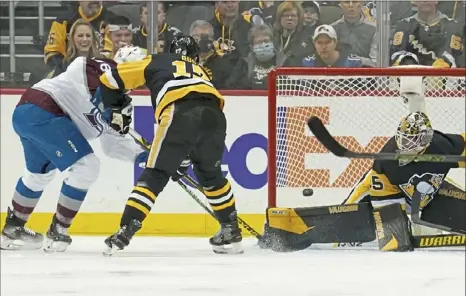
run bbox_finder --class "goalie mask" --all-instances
[114,45,147,64]
[395,112,434,165]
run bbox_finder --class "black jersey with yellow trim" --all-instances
[369,131,465,208]
[99,53,224,123]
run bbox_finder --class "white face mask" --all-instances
[253,42,275,61]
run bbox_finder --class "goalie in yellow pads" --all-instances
[264,112,465,252]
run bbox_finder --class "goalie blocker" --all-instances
[264,181,465,252]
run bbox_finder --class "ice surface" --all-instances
[1,237,465,296]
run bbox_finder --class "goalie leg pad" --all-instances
[265,203,376,252]
[373,203,413,252]
[421,180,466,233]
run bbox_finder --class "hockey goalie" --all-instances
[263,75,465,252]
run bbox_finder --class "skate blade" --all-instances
[212,242,244,254]
[1,236,43,251]
[43,239,70,253]
[102,245,119,257]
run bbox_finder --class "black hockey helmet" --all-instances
[169,35,201,63]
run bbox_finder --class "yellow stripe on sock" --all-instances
[134,186,156,201]
[210,198,235,211]
[127,200,150,215]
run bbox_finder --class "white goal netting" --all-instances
[269,68,465,208]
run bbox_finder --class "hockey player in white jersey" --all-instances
[0,56,148,252]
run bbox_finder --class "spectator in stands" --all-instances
[390,0,464,68]
[230,24,290,90]
[132,2,182,53]
[209,1,254,67]
[241,1,279,26]
[302,24,362,67]
[189,20,233,89]
[273,2,312,60]
[363,1,414,24]
[44,1,118,69]
[46,19,104,78]
[107,15,134,58]
[302,1,322,37]
[331,1,378,67]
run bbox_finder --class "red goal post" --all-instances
[267,67,466,208]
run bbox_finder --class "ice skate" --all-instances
[209,211,243,254]
[1,208,43,250]
[43,218,72,253]
[103,219,142,256]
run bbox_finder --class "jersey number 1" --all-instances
[172,61,210,81]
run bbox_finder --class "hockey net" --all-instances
[268,67,466,208]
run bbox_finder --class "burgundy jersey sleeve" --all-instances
[86,58,118,95]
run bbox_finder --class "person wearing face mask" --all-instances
[44,1,119,70]
[231,24,289,90]
[189,20,233,89]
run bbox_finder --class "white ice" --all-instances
[1,237,464,296]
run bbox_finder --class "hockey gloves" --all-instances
[103,97,133,135]
[171,158,192,181]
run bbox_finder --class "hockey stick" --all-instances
[181,174,265,242]
[127,128,217,219]
[127,128,266,242]
[307,116,466,163]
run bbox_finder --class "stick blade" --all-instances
[307,116,346,157]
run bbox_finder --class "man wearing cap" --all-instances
[302,24,362,67]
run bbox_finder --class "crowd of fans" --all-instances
[25,1,466,89]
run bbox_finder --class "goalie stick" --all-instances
[307,116,466,163]
[410,189,465,235]
[127,128,266,243]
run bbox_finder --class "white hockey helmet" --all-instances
[114,45,147,64]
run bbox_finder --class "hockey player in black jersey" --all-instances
[369,112,464,210]
[99,37,243,255]
[342,111,465,250]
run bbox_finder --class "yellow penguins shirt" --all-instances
[368,131,465,209]
[44,6,117,67]
[99,54,224,123]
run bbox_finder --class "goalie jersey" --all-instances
[99,54,224,123]
[344,131,465,210]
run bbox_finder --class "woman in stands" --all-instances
[47,19,104,78]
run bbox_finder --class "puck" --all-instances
[302,188,314,197]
